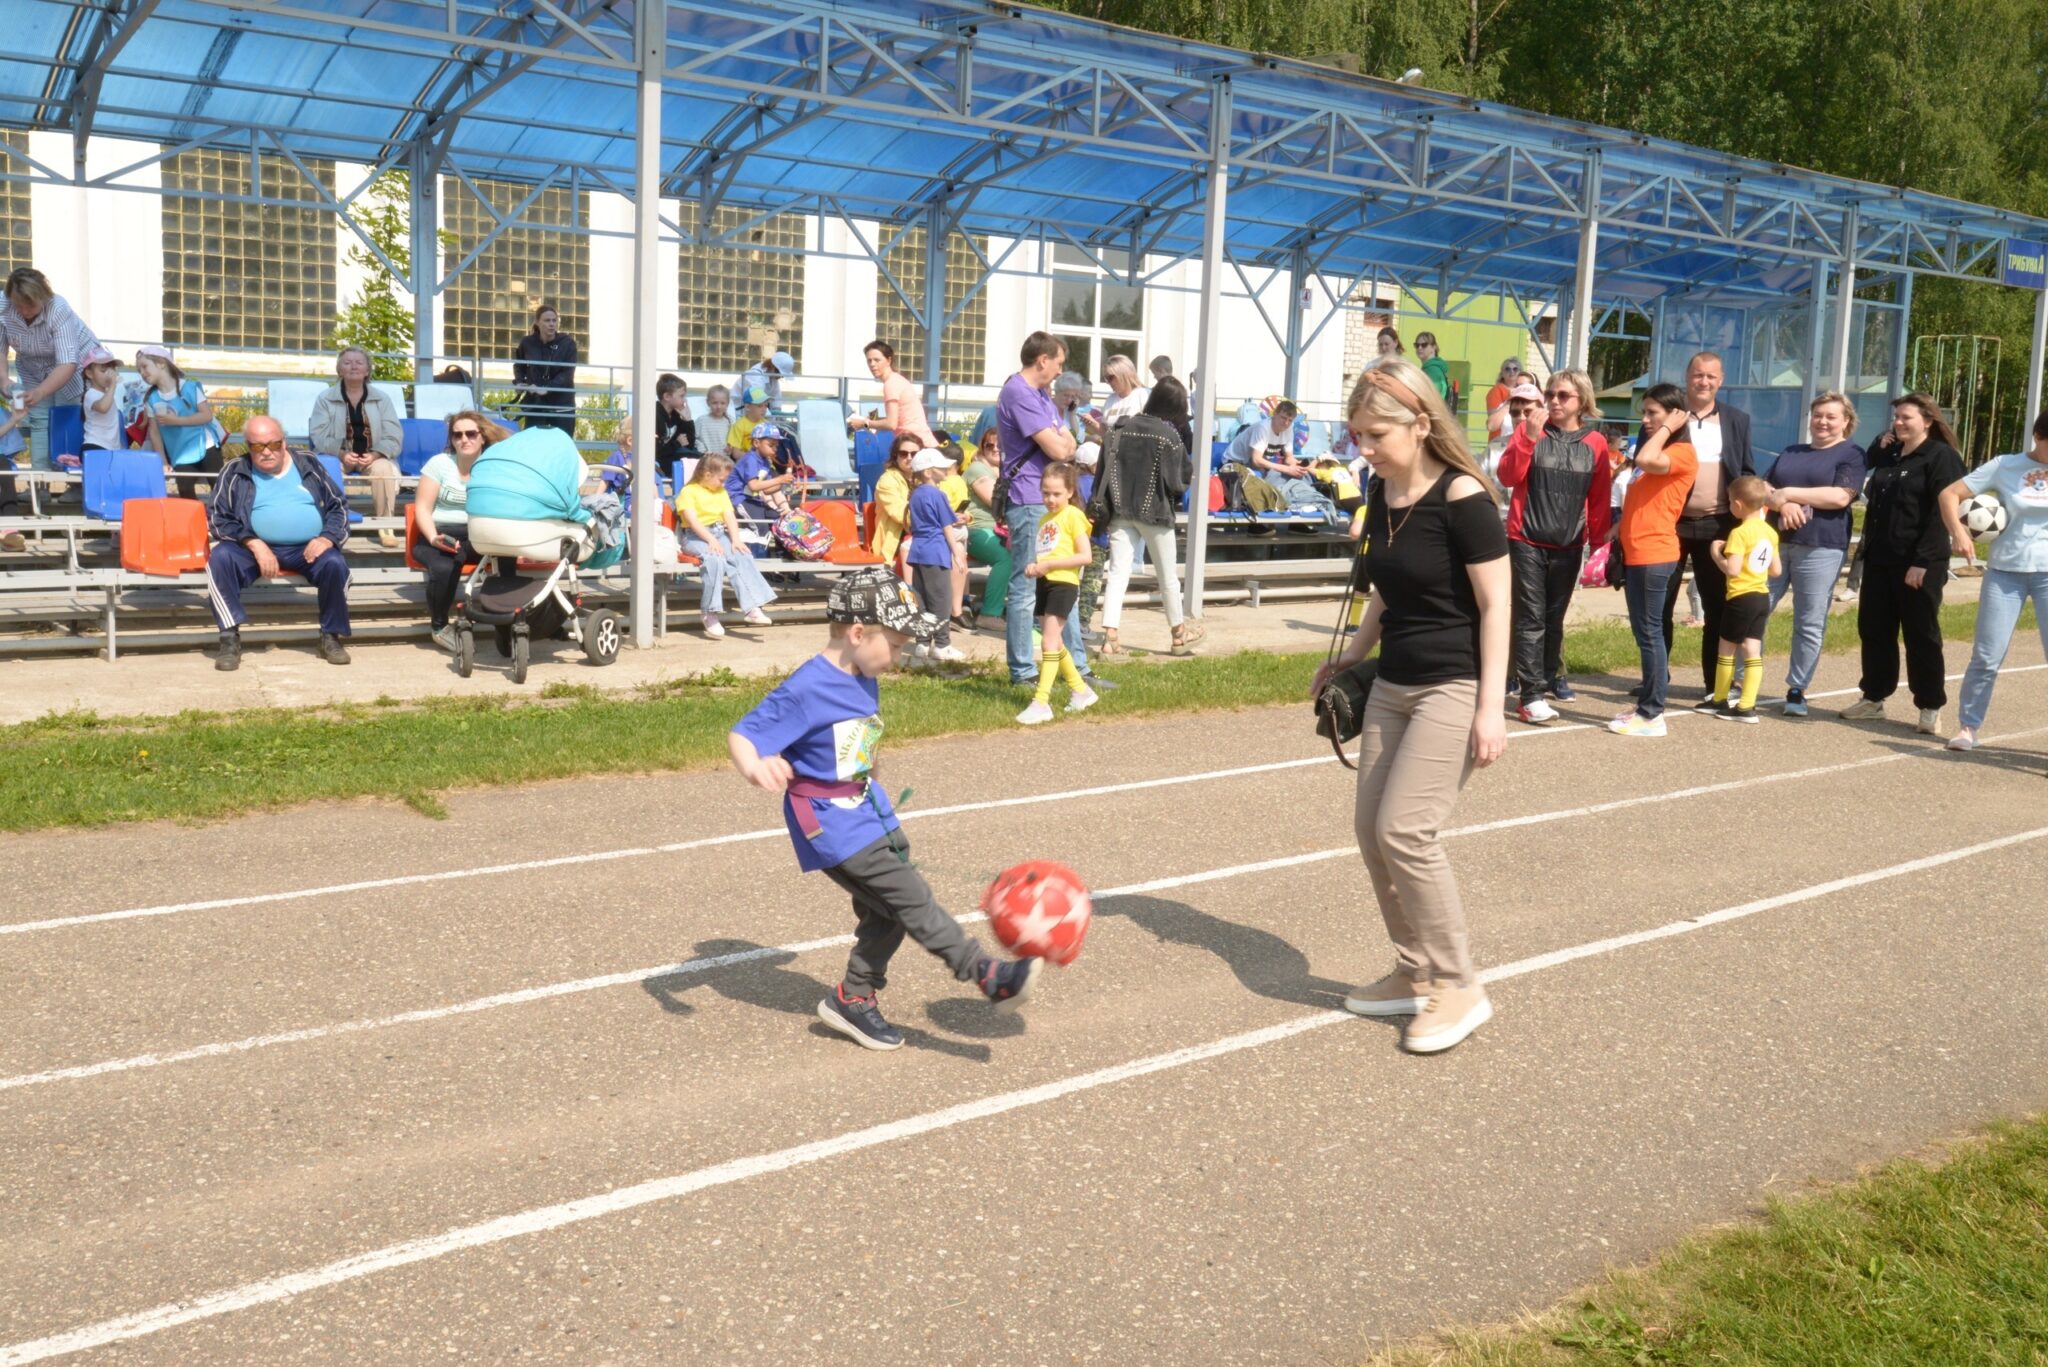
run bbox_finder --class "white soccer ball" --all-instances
[1959,492,2009,539]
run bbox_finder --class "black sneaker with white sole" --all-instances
[816,985,905,1050]
[1715,705,1760,724]
[977,956,1042,1011]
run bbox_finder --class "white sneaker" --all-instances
[701,613,725,639]
[1065,687,1099,714]
[743,608,773,626]
[1401,983,1493,1054]
[1916,708,1942,735]
[1838,697,1885,721]
[1835,587,1859,602]
[1607,712,1667,737]
[1947,727,1978,752]
[931,645,968,664]
[1516,698,1558,724]
[1016,700,1055,726]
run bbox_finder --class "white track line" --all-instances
[8,723,2041,1096]
[8,820,2042,1367]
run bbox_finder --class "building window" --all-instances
[442,177,590,365]
[160,148,338,351]
[0,132,29,276]
[873,226,990,385]
[1048,244,1143,382]
[677,204,806,376]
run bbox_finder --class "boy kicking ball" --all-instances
[728,567,1042,1051]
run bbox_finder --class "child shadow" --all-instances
[642,938,993,1063]
[1113,896,1365,1017]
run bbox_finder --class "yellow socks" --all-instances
[1061,645,1087,694]
[1034,651,1061,706]
[1738,655,1763,709]
[1713,654,1735,703]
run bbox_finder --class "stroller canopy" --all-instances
[466,427,592,525]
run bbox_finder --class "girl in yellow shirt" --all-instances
[1017,463,1098,725]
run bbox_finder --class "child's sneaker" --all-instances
[1691,695,1728,715]
[743,607,773,626]
[931,644,968,664]
[1608,712,1668,737]
[1516,698,1558,724]
[1715,705,1760,724]
[701,613,725,639]
[1065,687,1099,714]
[816,985,904,1051]
[978,956,1042,1012]
[1546,676,1577,702]
[1016,700,1055,726]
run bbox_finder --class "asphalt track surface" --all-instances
[4,640,2047,1365]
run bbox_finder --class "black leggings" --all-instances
[1661,513,1737,689]
[417,532,481,628]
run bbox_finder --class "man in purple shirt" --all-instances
[995,331,1089,684]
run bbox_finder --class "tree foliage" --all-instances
[329,171,422,382]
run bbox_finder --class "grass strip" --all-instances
[1368,1114,2048,1367]
[0,599,2025,833]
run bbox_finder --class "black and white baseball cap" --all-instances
[825,568,939,641]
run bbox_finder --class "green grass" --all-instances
[1370,1115,2048,1367]
[0,598,2028,834]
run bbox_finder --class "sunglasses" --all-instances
[249,440,287,453]
[451,429,482,441]
[1546,390,1577,401]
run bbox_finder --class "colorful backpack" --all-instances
[771,508,834,560]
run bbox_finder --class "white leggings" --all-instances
[1102,520,1184,630]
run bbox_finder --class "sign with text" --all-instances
[2001,239,2048,289]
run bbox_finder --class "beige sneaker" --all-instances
[1402,983,1493,1054]
[1916,708,1942,735]
[1343,970,1431,1017]
[1839,697,1886,721]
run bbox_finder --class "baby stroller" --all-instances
[455,515,622,683]
[453,426,627,684]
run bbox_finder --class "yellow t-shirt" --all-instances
[676,481,735,534]
[1035,504,1092,585]
[939,472,970,513]
[1723,517,1779,597]
[728,413,760,451]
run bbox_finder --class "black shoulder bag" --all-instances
[1313,490,1377,768]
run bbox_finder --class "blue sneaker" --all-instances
[1546,676,1577,702]
[817,985,904,1051]
[978,956,1043,1012]
[1782,690,1809,718]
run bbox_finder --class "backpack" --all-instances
[770,507,833,560]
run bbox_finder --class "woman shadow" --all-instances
[642,937,994,1063]
[1114,896,1390,1023]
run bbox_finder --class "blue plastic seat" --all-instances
[397,418,443,476]
[317,454,365,524]
[82,449,167,522]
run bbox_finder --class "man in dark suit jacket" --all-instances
[1661,351,1756,687]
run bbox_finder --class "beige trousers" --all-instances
[1353,676,1478,988]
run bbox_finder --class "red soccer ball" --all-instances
[979,860,1092,966]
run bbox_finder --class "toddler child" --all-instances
[728,567,1041,1050]
[698,384,733,457]
[676,452,777,639]
[904,447,967,663]
[80,347,122,452]
[1017,462,1099,725]
[1696,474,1783,723]
[728,422,800,523]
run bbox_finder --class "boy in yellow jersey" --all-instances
[1697,475,1783,723]
[1016,462,1098,724]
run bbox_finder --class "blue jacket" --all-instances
[208,451,349,548]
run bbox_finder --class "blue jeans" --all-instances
[1004,502,1088,682]
[683,527,777,615]
[1261,470,1339,523]
[1624,561,1679,719]
[1767,543,1846,695]
[1959,567,2048,730]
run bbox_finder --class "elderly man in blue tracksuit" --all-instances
[205,414,353,672]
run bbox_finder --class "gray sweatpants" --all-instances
[820,835,985,996]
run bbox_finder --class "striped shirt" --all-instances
[0,294,100,404]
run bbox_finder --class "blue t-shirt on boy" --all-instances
[731,654,898,872]
[905,482,955,567]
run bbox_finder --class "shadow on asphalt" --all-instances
[1112,895,1375,1020]
[1867,733,2048,780]
[642,938,995,1062]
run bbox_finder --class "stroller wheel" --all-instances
[509,624,530,685]
[584,609,622,666]
[494,624,514,658]
[455,625,475,678]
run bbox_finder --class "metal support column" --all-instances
[1184,80,1232,622]
[409,141,440,383]
[1566,154,1600,371]
[1829,224,1858,396]
[1802,261,1829,414]
[1890,272,1914,396]
[1282,245,1307,399]
[626,6,664,649]
[921,201,946,407]
[2025,285,2048,432]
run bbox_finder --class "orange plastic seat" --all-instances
[660,499,701,566]
[812,499,882,565]
[403,505,481,574]
[119,498,209,577]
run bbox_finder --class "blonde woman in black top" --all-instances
[1313,357,1511,1055]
